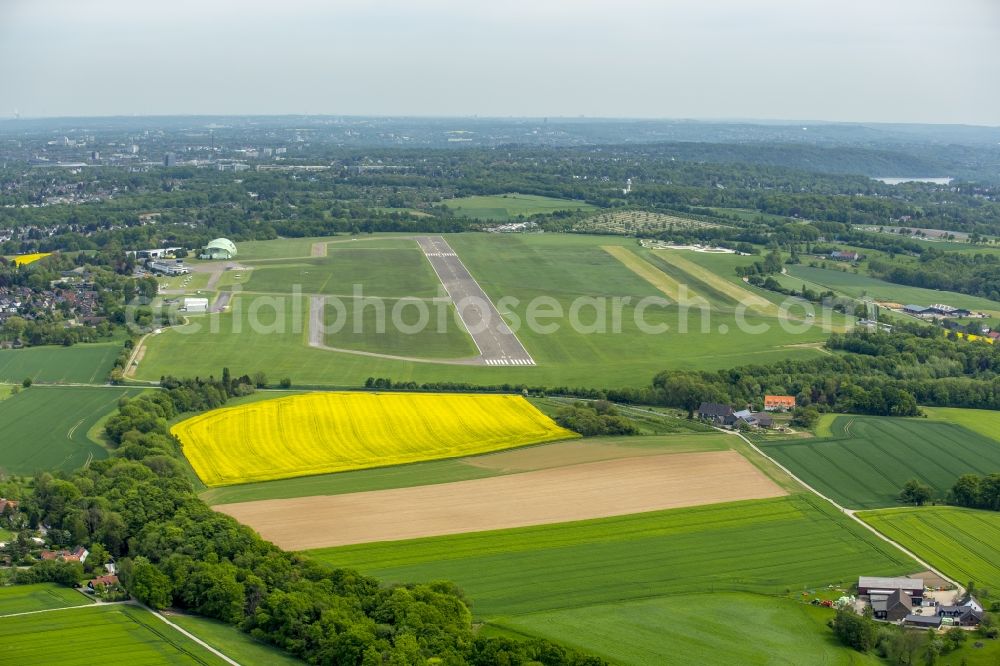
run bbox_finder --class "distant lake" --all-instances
[873,177,953,185]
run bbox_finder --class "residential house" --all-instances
[40,546,89,563]
[87,574,119,590]
[0,498,18,513]
[938,594,984,626]
[763,395,796,412]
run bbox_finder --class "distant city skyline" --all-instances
[1,0,998,125]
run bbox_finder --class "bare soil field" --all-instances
[216,450,786,549]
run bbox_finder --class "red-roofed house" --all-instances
[87,574,119,590]
[40,546,89,563]
[764,395,796,411]
[0,498,18,513]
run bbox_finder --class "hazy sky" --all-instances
[1,0,998,124]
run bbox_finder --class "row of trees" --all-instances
[16,371,604,666]
[553,401,638,437]
[948,473,1000,511]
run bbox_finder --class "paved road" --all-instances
[415,236,534,366]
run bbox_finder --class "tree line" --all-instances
[13,372,604,666]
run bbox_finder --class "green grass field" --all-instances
[136,233,834,388]
[201,432,733,505]
[244,246,443,297]
[922,406,1000,444]
[494,593,881,666]
[860,506,1000,594]
[442,193,597,220]
[322,297,478,359]
[0,342,122,384]
[0,386,144,475]
[308,494,915,618]
[786,265,1000,314]
[0,584,92,616]
[0,604,230,665]
[761,415,1000,509]
[166,613,303,665]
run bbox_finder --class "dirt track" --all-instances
[216,450,786,550]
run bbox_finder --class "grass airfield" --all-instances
[135,233,839,388]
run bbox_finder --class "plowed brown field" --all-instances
[217,450,785,549]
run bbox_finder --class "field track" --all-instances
[216,450,785,549]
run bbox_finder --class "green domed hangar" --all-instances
[199,238,237,260]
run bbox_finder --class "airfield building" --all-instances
[200,238,237,260]
[183,297,209,313]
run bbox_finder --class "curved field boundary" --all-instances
[215,450,786,549]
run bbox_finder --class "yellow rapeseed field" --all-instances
[10,252,53,266]
[172,392,579,486]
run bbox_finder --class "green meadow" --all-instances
[321,297,479,359]
[0,605,230,665]
[307,493,914,662]
[494,593,882,666]
[786,264,1000,314]
[442,193,597,220]
[0,583,92,616]
[0,385,144,475]
[761,415,1000,509]
[167,613,304,665]
[922,406,1000,444]
[0,342,122,384]
[860,506,1000,594]
[243,245,443,297]
[308,494,915,617]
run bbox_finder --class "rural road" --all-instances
[414,235,534,366]
[728,428,963,592]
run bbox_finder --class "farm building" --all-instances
[904,304,931,316]
[732,409,773,428]
[183,297,209,313]
[870,589,911,621]
[697,402,735,425]
[830,251,861,262]
[200,238,237,260]
[857,576,923,605]
[764,395,796,411]
[903,615,941,629]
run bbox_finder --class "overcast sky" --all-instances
[1,0,998,124]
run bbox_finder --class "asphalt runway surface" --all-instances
[415,236,534,366]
